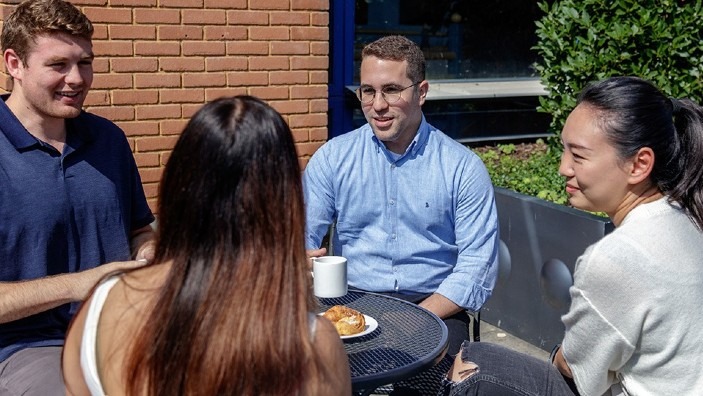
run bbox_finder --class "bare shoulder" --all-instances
[95,263,170,394]
[313,316,352,395]
[101,262,170,316]
[97,265,165,335]
[314,316,343,349]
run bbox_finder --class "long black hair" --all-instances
[577,76,703,229]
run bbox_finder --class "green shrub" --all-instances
[534,0,703,136]
[473,141,610,216]
[472,140,569,205]
[478,0,703,213]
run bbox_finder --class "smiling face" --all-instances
[5,32,94,124]
[559,104,634,216]
[359,56,427,154]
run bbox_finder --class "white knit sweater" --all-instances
[561,197,703,396]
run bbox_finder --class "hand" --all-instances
[130,225,155,262]
[134,240,156,263]
[306,247,327,270]
[101,259,150,274]
[76,259,150,300]
[553,346,574,378]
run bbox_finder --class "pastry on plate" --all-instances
[322,305,366,336]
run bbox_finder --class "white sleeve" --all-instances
[561,239,646,395]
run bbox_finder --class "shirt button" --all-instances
[390,199,395,205]
[391,164,396,169]
[391,233,397,239]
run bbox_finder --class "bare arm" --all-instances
[1,224,153,324]
[419,293,463,319]
[0,259,146,324]
[313,317,352,395]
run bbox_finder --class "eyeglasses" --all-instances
[356,82,420,104]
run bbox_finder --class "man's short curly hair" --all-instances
[1,0,93,64]
[361,35,426,83]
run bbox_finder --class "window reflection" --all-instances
[353,0,552,81]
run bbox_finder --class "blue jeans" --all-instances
[439,341,578,396]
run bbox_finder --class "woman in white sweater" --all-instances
[441,76,703,396]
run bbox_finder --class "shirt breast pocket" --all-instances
[414,193,450,226]
[335,203,382,242]
[335,218,364,244]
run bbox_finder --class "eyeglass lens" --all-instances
[357,83,418,104]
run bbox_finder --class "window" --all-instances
[354,0,551,81]
[329,0,553,142]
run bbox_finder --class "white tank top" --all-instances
[80,275,120,396]
[79,276,319,396]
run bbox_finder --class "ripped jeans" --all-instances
[438,341,578,396]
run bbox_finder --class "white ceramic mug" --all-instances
[312,256,348,298]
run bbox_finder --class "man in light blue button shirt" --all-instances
[304,35,499,355]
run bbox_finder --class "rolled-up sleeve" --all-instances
[435,155,499,312]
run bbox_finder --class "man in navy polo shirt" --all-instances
[0,0,155,394]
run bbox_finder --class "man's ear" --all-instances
[417,80,429,105]
[628,147,655,184]
[4,49,23,80]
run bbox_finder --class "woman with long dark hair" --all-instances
[440,76,703,395]
[62,96,352,395]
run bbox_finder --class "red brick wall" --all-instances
[0,0,329,212]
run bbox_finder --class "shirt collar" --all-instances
[370,114,430,162]
[0,94,37,150]
[0,94,94,152]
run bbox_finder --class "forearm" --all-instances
[0,274,83,324]
[419,293,463,319]
[0,259,146,324]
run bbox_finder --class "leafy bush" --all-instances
[533,0,703,135]
[476,0,703,212]
[472,140,568,205]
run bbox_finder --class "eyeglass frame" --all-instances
[355,81,422,104]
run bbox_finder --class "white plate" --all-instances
[340,314,378,339]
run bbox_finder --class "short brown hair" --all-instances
[1,0,93,63]
[361,35,426,83]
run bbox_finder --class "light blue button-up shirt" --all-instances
[304,117,499,311]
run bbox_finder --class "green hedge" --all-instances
[473,141,568,205]
[481,0,703,208]
[534,0,703,136]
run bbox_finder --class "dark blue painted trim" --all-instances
[328,0,356,139]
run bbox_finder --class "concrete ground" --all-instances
[478,320,549,360]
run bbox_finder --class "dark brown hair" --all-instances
[578,76,703,230]
[1,0,93,64]
[361,35,426,84]
[125,96,324,395]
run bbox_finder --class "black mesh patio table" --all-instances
[317,290,449,396]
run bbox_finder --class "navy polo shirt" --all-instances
[0,95,154,362]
